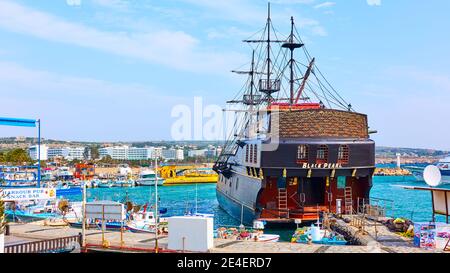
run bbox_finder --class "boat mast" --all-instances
[289,17,294,105]
[282,17,304,105]
[243,3,282,102]
[154,158,159,253]
[266,2,271,94]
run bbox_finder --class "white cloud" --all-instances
[367,0,381,6]
[0,1,244,74]
[314,2,336,9]
[0,61,170,101]
[0,61,186,141]
[179,0,327,36]
[66,0,82,6]
[387,66,450,93]
[270,0,316,4]
[206,27,253,40]
[91,0,128,10]
[297,18,328,36]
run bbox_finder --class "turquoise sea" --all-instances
[65,174,450,242]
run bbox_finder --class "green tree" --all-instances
[99,155,114,164]
[0,190,6,234]
[3,148,32,164]
[90,145,100,160]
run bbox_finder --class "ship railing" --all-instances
[258,79,281,93]
[4,233,82,253]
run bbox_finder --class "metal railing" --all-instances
[4,234,82,253]
[357,197,395,220]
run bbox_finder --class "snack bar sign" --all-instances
[0,188,56,201]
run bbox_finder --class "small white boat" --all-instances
[127,210,167,233]
[253,234,280,242]
[135,170,164,186]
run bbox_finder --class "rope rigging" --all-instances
[215,4,356,172]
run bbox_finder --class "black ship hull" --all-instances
[216,138,375,226]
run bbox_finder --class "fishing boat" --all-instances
[5,199,81,223]
[404,157,450,184]
[5,209,57,222]
[135,170,164,186]
[127,209,168,233]
[0,165,38,187]
[67,221,97,229]
[97,180,114,188]
[213,4,375,226]
[112,179,135,187]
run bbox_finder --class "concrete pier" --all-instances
[4,220,445,253]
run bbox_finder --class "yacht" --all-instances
[135,169,164,186]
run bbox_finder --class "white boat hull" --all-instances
[255,234,280,242]
[136,179,164,186]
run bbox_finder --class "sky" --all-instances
[0,0,449,150]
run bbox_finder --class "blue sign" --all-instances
[0,117,36,127]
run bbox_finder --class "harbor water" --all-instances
[63,174,450,242]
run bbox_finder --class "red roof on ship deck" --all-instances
[267,102,321,111]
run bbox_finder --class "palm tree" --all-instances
[0,190,6,235]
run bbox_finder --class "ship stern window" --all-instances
[316,145,329,164]
[338,145,350,165]
[297,145,309,164]
[245,145,249,163]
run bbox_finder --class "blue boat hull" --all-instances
[6,210,57,222]
[56,187,82,196]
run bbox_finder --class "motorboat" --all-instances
[135,169,164,186]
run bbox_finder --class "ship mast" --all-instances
[266,3,271,96]
[282,17,304,105]
[243,2,283,101]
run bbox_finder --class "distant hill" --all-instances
[376,146,449,157]
[1,137,448,157]
[0,137,225,151]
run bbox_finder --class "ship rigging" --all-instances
[214,3,375,226]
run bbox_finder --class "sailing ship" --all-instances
[213,4,376,226]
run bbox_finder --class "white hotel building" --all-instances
[29,145,49,161]
[29,145,89,161]
[99,146,184,161]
